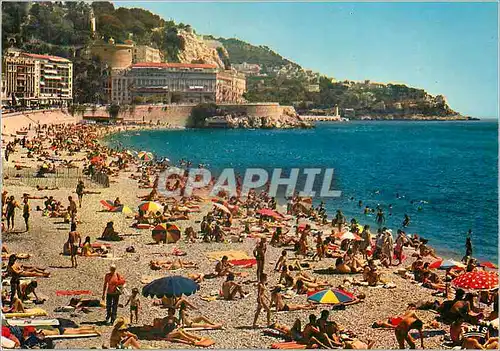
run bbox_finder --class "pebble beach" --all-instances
[1,112,496,349]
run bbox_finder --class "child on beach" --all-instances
[125,288,141,324]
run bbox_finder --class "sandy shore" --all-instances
[1,117,486,349]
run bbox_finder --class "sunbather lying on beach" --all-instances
[160,308,211,346]
[68,297,105,309]
[270,287,316,312]
[17,265,50,278]
[150,259,197,270]
[179,302,223,329]
[40,325,101,337]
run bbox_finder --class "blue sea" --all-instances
[106,121,498,262]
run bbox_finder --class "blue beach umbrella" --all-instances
[142,276,200,298]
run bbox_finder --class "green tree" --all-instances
[107,104,121,119]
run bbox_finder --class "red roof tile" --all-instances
[23,53,70,62]
[131,62,217,69]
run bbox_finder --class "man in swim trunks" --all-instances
[394,311,424,349]
[67,223,81,268]
[215,256,233,276]
[221,273,247,300]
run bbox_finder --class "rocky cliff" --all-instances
[176,30,226,69]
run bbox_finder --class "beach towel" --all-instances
[164,337,215,347]
[271,341,307,349]
[182,326,223,331]
[410,329,446,339]
[90,243,111,248]
[44,333,100,340]
[1,336,16,349]
[4,308,48,318]
[7,319,59,327]
[56,290,92,296]
[207,250,251,261]
[229,259,257,267]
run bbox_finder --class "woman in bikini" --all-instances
[161,308,209,346]
[178,302,223,329]
[270,287,316,312]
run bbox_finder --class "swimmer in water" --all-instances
[402,214,410,228]
[374,190,380,195]
[388,204,393,216]
[358,200,363,208]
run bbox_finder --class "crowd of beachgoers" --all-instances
[1,120,498,350]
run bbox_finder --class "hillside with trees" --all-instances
[2,1,462,117]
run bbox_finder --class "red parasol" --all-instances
[452,270,498,291]
[480,261,498,270]
[90,156,104,164]
[257,208,283,219]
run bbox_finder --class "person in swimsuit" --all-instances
[252,273,271,328]
[179,301,223,329]
[253,237,267,281]
[394,311,424,349]
[221,273,247,300]
[6,255,22,306]
[76,180,85,208]
[162,308,207,345]
[67,223,81,268]
[22,198,30,232]
[124,287,141,324]
[270,287,316,312]
[6,196,20,231]
[109,317,140,349]
[215,256,234,276]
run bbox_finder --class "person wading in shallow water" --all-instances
[462,230,473,262]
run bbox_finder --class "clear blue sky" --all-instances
[115,1,498,118]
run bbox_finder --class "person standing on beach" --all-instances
[382,230,394,266]
[6,196,20,231]
[67,223,81,268]
[102,264,125,325]
[6,255,22,306]
[76,180,85,208]
[254,237,267,281]
[252,273,271,328]
[22,198,30,232]
[68,196,77,223]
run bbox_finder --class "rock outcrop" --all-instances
[177,30,225,69]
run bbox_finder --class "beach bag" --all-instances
[114,274,126,295]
